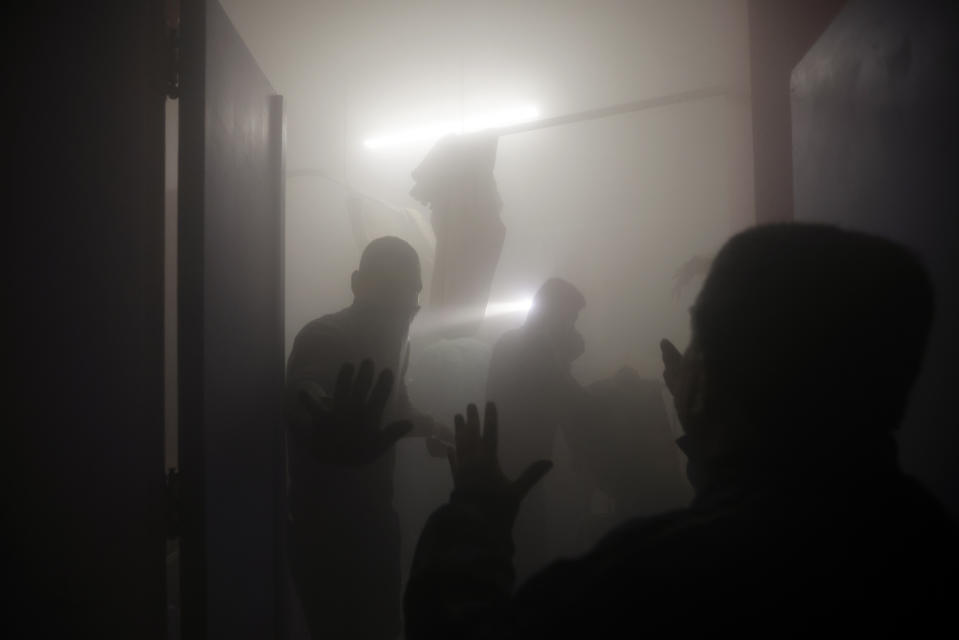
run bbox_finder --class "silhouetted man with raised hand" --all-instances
[285,236,449,640]
[404,224,958,638]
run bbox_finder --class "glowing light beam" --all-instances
[363,104,540,150]
[484,296,534,318]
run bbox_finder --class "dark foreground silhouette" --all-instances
[402,224,959,638]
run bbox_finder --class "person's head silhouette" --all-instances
[683,224,934,471]
[351,236,422,334]
[526,278,586,363]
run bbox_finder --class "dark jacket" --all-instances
[405,434,958,639]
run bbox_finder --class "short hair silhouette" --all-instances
[352,237,422,307]
[528,278,586,324]
[693,223,934,443]
[357,236,421,282]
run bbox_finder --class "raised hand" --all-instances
[660,339,705,434]
[448,403,553,528]
[297,359,412,466]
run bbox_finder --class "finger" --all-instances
[482,402,498,461]
[660,340,682,393]
[333,363,355,411]
[350,359,375,407]
[454,413,466,461]
[447,448,458,477]
[465,403,482,457]
[512,460,554,500]
[367,420,413,462]
[660,339,682,368]
[367,368,395,423]
[663,367,678,390]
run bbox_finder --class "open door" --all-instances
[177,0,286,637]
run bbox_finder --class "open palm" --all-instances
[297,359,412,466]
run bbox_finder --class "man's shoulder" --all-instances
[512,508,703,614]
[494,326,527,347]
[592,508,700,553]
[585,474,957,570]
[490,327,542,364]
[293,308,354,347]
[287,308,357,381]
[579,500,775,578]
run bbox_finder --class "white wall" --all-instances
[220,0,755,376]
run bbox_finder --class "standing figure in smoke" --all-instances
[485,278,592,580]
[285,236,450,640]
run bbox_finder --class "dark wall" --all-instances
[748,0,845,223]
[792,0,959,517]
[7,2,167,636]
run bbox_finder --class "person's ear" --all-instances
[675,346,708,436]
[350,270,361,297]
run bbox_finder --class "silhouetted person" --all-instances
[405,224,959,638]
[485,278,592,579]
[285,236,449,640]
